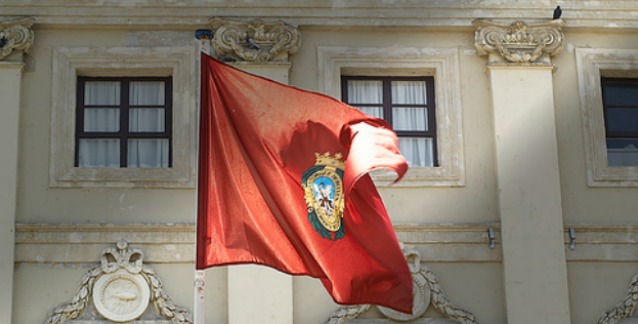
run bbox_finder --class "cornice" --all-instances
[1,1,638,29]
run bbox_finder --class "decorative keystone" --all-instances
[473,19,565,65]
[210,18,301,63]
[0,17,34,61]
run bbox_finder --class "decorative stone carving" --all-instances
[473,19,564,65]
[210,18,301,63]
[597,272,638,324]
[0,17,34,60]
[44,240,193,324]
[325,244,478,324]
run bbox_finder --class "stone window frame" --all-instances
[50,46,198,188]
[317,46,465,187]
[575,47,638,187]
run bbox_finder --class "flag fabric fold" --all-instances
[196,53,413,313]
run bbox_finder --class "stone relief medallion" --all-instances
[92,268,150,322]
[325,244,477,324]
[377,271,431,321]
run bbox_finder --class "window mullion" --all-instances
[427,77,438,166]
[383,79,392,126]
[166,77,173,167]
[120,80,129,168]
[74,77,86,167]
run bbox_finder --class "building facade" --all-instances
[2,1,638,323]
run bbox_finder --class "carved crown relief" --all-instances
[325,244,478,324]
[473,19,564,65]
[0,17,34,61]
[44,240,192,324]
[210,18,301,63]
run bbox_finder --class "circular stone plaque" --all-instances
[377,273,430,321]
[92,269,150,322]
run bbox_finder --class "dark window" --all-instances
[75,76,172,168]
[601,77,638,166]
[341,76,438,167]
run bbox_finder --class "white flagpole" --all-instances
[194,270,206,324]
[194,30,213,324]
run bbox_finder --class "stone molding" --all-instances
[326,244,477,324]
[210,18,300,63]
[44,240,192,324]
[575,47,638,187]
[317,46,465,187]
[49,46,198,188]
[0,17,33,61]
[562,224,638,262]
[15,223,195,264]
[15,223,500,264]
[473,19,564,65]
[17,223,638,264]
[3,1,638,29]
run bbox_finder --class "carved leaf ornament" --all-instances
[326,244,478,324]
[210,18,301,62]
[44,240,193,324]
[474,19,564,64]
[0,17,34,60]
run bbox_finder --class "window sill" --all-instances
[371,166,465,187]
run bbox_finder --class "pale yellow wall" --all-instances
[8,9,638,324]
[291,28,498,224]
[553,32,638,224]
[18,28,197,224]
[568,262,638,324]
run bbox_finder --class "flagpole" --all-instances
[194,270,206,324]
[194,29,213,324]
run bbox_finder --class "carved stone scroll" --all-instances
[0,17,34,61]
[44,240,193,324]
[210,18,301,63]
[325,244,478,324]
[473,19,564,65]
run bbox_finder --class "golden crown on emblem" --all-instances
[314,152,345,169]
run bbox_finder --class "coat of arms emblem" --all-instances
[302,152,346,240]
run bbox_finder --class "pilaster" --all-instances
[0,16,33,324]
[474,19,571,324]
[208,18,300,324]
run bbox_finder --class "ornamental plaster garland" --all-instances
[44,240,193,324]
[597,272,638,324]
[0,17,34,61]
[325,244,478,324]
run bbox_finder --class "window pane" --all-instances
[606,108,638,133]
[78,139,120,167]
[356,106,384,119]
[392,81,427,104]
[129,108,165,132]
[128,139,169,168]
[392,107,428,131]
[604,84,638,106]
[130,81,165,106]
[399,137,434,167]
[347,80,382,104]
[83,108,119,132]
[607,139,638,166]
[85,81,120,105]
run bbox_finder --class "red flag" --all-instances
[196,53,413,313]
